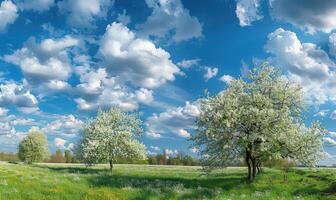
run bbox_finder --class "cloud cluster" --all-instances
[270,0,336,34]
[219,75,234,84]
[235,0,336,34]
[235,0,263,27]
[74,66,154,111]
[99,22,180,89]
[137,0,202,42]
[15,0,54,12]
[58,0,113,28]
[146,101,200,139]
[3,36,79,94]
[203,67,218,81]
[177,59,200,69]
[324,137,336,146]
[265,28,336,104]
[42,115,83,136]
[0,0,18,32]
[54,137,67,149]
[0,81,38,113]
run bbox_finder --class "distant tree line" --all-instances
[48,149,77,163]
[0,152,18,161]
[147,151,199,166]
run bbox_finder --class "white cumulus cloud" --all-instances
[54,137,67,149]
[235,0,263,26]
[0,0,18,32]
[98,22,180,89]
[146,101,200,138]
[137,0,202,42]
[58,0,113,28]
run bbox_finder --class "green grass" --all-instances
[0,162,335,200]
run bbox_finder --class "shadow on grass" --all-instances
[35,165,333,199]
[35,165,104,174]
[292,169,336,199]
[36,165,247,199]
[324,181,336,195]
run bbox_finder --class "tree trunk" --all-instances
[257,161,262,173]
[246,152,253,182]
[109,159,113,172]
[252,158,257,179]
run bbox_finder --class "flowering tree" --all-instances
[18,130,49,164]
[77,107,147,171]
[192,65,325,182]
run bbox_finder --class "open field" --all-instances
[0,162,335,200]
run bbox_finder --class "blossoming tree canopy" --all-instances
[192,64,325,182]
[18,130,49,164]
[77,107,147,171]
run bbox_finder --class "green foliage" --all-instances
[0,163,335,200]
[49,149,65,163]
[17,130,49,164]
[192,64,325,181]
[264,158,296,170]
[77,107,147,169]
[147,154,199,166]
[64,150,75,163]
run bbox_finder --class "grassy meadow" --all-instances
[0,162,335,200]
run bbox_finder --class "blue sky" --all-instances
[0,0,336,165]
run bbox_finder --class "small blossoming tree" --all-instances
[18,130,49,164]
[77,107,147,172]
[192,64,325,182]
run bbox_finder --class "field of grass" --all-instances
[0,162,335,200]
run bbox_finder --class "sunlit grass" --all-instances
[0,162,334,200]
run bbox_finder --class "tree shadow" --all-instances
[35,165,104,174]
[38,165,248,199]
[292,169,336,199]
[87,174,246,199]
[323,181,336,195]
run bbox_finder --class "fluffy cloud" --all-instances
[177,59,200,69]
[329,33,336,57]
[203,67,218,81]
[323,137,336,146]
[42,115,83,135]
[98,22,180,89]
[177,129,190,138]
[219,75,234,84]
[135,88,154,105]
[164,148,178,157]
[3,36,79,93]
[54,137,67,149]
[117,9,131,25]
[146,131,162,139]
[270,0,336,33]
[12,118,36,126]
[329,131,336,138]
[150,146,160,151]
[74,67,154,111]
[265,28,336,104]
[146,101,200,138]
[58,0,112,28]
[314,109,329,118]
[235,0,263,26]
[0,0,18,32]
[137,0,202,42]
[0,108,8,116]
[0,81,38,112]
[15,0,54,11]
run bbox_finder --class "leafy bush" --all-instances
[18,130,49,164]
